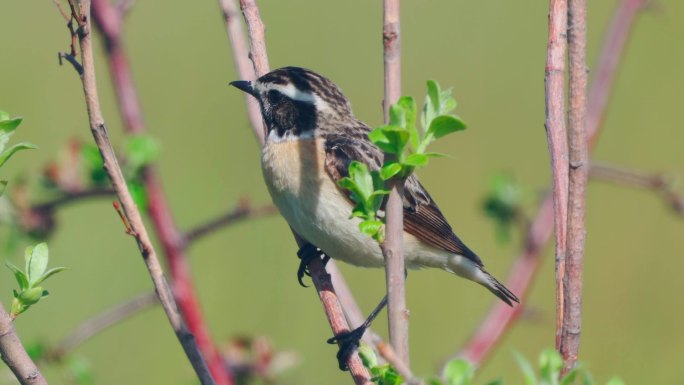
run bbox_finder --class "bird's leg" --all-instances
[296,242,330,287]
[327,294,388,371]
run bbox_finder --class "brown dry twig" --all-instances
[59,1,215,384]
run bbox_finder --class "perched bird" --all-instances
[230,67,518,305]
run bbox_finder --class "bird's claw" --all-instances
[296,243,330,287]
[326,325,367,371]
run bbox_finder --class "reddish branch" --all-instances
[60,1,214,384]
[0,303,48,385]
[380,0,409,367]
[454,0,649,367]
[89,1,233,384]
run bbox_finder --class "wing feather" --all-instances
[323,124,483,267]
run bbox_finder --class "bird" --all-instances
[230,66,519,368]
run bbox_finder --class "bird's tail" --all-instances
[479,268,519,306]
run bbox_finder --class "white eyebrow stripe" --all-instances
[257,82,331,111]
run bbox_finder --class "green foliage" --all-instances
[0,110,38,195]
[358,345,404,385]
[337,162,389,242]
[359,350,623,385]
[338,82,465,242]
[5,242,65,318]
[369,80,466,180]
[482,173,523,243]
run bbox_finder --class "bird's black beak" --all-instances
[229,80,258,97]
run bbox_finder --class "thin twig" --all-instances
[32,188,114,212]
[544,0,569,350]
[590,162,684,216]
[61,1,215,384]
[89,0,234,383]
[381,0,409,367]
[453,0,649,367]
[218,0,265,145]
[561,0,589,374]
[52,292,158,358]
[0,303,48,385]
[182,200,277,247]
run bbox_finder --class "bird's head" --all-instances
[230,67,354,141]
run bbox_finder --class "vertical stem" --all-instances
[544,0,569,351]
[382,0,409,366]
[561,0,588,375]
[452,0,648,369]
[219,0,265,145]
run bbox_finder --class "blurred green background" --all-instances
[1,0,683,384]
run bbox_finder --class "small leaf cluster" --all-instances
[5,243,65,318]
[482,173,524,244]
[369,80,466,180]
[513,349,624,385]
[359,345,404,385]
[337,82,465,242]
[0,110,38,195]
[360,347,624,385]
[337,162,389,242]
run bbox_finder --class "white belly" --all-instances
[261,138,386,267]
[260,137,462,272]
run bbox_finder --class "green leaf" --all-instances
[358,345,378,369]
[0,111,9,121]
[389,103,406,129]
[125,134,159,171]
[604,378,624,385]
[0,115,23,153]
[560,367,580,385]
[128,180,148,210]
[403,153,428,167]
[5,260,29,290]
[359,220,383,238]
[32,266,67,287]
[442,359,474,385]
[582,371,595,385]
[424,80,441,128]
[0,142,38,168]
[26,242,49,286]
[486,380,504,385]
[380,162,402,180]
[369,125,409,155]
[427,115,466,140]
[539,349,563,385]
[0,180,7,196]
[17,286,45,306]
[513,352,537,385]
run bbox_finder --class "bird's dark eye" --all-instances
[267,90,284,104]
